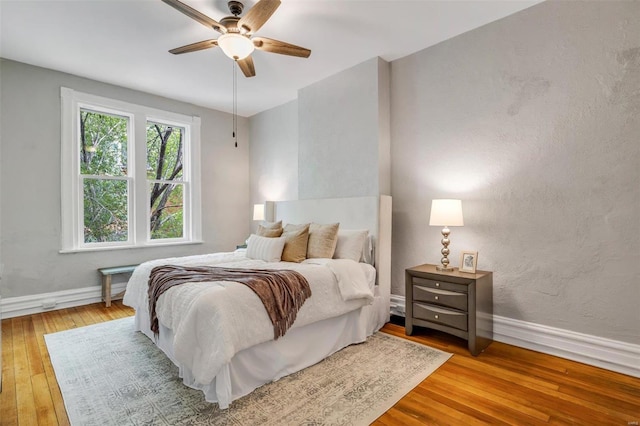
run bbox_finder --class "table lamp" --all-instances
[253,204,265,222]
[429,199,464,271]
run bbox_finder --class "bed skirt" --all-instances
[133,289,386,409]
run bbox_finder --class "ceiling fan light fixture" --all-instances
[217,33,255,60]
[163,0,310,77]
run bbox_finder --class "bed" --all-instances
[123,195,392,409]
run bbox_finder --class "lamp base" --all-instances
[436,226,455,272]
[436,265,455,272]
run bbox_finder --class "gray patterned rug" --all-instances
[45,317,450,425]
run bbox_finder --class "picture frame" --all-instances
[459,250,478,273]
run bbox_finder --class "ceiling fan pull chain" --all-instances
[233,60,238,147]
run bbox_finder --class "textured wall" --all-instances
[249,58,390,204]
[377,59,391,196]
[298,57,390,200]
[391,0,640,343]
[0,59,250,298]
[249,100,299,206]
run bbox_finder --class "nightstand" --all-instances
[405,264,493,356]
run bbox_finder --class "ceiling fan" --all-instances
[162,0,311,77]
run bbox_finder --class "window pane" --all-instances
[83,178,128,243]
[147,122,184,181]
[80,109,128,176]
[150,182,184,240]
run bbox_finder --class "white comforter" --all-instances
[123,250,375,385]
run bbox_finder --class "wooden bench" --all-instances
[99,265,138,307]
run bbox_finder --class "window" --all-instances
[147,121,185,240]
[80,108,131,244]
[61,88,201,251]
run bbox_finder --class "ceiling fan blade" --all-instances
[237,56,256,78]
[252,37,311,58]
[162,0,226,33]
[237,0,281,34]
[169,39,218,55]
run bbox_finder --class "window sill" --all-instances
[59,240,204,254]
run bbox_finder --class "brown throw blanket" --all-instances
[147,265,312,340]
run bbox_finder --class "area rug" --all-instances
[45,317,451,425]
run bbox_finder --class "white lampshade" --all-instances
[253,204,265,221]
[217,33,255,60]
[429,199,464,227]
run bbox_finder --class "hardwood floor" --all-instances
[1,302,639,425]
[377,325,640,425]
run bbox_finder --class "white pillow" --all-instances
[246,234,286,262]
[333,229,369,262]
[363,235,374,265]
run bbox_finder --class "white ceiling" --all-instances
[0,0,541,117]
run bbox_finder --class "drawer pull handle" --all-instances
[434,296,439,300]
[435,282,440,287]
[434,314,439,319]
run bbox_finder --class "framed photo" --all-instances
[459,251,478,273]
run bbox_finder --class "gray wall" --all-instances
[248,1,639,345]
[391,0,640,344]
[298,57,390,199]
[249,100,298,207]
[0,59,250,298]
[249,57,390,204]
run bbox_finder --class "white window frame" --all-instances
[60,87,202,252]
[145,116,192,244]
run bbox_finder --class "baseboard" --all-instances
[1,283,128,319]
[389,294,640,378]
[390,294,406,317]
[493,315,640,378]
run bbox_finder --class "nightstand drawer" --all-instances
[413,302,468,331]
[413,285,468,311]
[413,277,467,293]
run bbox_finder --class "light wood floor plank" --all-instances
[0,320,18,426]
[449,352,560,392]
[398,390,488,425]
[437,363,567,422]
[481,341,570,373]
[23,317,45,377]
[430,370,551,422]
[478,344,639,406]
[428,374,546,425]
[412,380,509,424]
[11,317,38,426]
[73,305,102,326]
[39,311,59,335]
[373,400,437,426]
[55,308,86,331]
[31,373,58,425]
[1,304,639,425]
[31,314,70,426]
[48,310,72,333]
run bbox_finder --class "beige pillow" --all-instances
[256,225,283,238]
[283,223,309,233]
[260,220,282,230]
[281,224,310,263]
[307,223,340,259]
